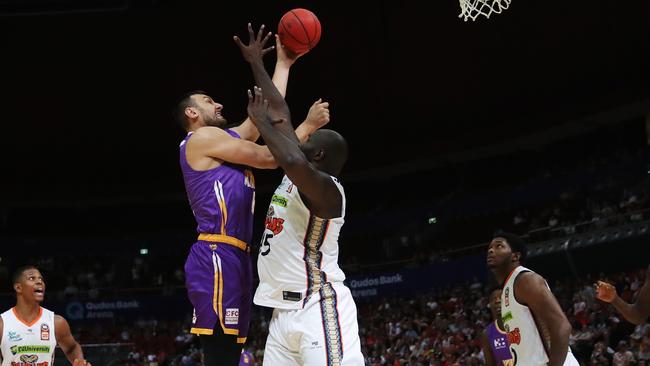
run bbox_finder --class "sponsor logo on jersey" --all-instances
[504,287,510,307]
[507,327,521,345]
[271,194,288,207]
[40,323,50,341]
[493,336,507,349]
[265,216,285,235]
[225,308,239,325]
[8,331,23,342]
[11,354,49,366]
[501,311,513,324]
[10,345,52,355]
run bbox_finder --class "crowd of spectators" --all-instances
[164,266,649,365]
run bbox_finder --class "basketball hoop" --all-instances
[458,0,511,21]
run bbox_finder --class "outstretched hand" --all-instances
[247,86,284,126]
[275,35,303,68]
[595,281,616,303]
[304,98,330,130]
[234,23,275,64]
[73,359,91,366]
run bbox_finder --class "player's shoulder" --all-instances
[514,269,544,286]
[190,126,237,143]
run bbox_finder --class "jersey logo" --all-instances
[271,194,288,207]
[10,345,52,355]
[40,323,50,341]
[225,308,239,325]
[265,217,285,235]
[504,287,510,307]
[244,169,255,189]
[501,311,513,325]
[507,327,521,345]
[493,337,507,349]
[20,355,39,363]
[8,331,23,342]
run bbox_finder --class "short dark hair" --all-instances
[12,265,38,285]
[494,231,527,262]
[174,90,207,131]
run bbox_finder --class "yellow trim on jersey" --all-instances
[212,252,240,336]
[199,233,249,252]
[237,337,247,344]
[213,180,229,235]
[190,327,214,335]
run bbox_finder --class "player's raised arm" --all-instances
[234,24,297,144]
[189,126,277,169]
[231,32,303,142]
[246,87,345,219]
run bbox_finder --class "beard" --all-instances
[204,112,228,128]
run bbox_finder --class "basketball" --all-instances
[277,8,321,55]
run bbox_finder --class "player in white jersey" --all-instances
[241,85,364,363]
[487,233,578,366]
[0,266,90,366]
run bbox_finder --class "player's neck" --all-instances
[15,298,41,321]
[495,264,519,284]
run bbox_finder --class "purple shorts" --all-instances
[185,240,253,344]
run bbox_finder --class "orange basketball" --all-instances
[277,8,322,55]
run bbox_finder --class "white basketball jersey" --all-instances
[1,307,57,366]
[501,266,578,366]
[254,175,347,310]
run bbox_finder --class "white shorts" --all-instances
[262,283,364,366]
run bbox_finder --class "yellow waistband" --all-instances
[198,233,250,252]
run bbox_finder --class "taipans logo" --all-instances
[20,354,39,363]
[265,216,285,235]
[271,194,288,208]
[504,287,510,307]
[40,323,50,341]
[7,331,22,342]
[10,345,52,355]
[507,327,521,345]
[12,354,49,366]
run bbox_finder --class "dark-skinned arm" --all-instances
[514,272,571,366]
[234,24,297,143]
[55,315,91,365]
[596,265,650,325]
[246,87,341,218]
[480,330,497,366]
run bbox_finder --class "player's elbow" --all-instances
[282,153,307,169]
[556,317,572,339]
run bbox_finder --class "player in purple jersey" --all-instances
[481,287,514,366]
[238,346,255,366]
[176,24,329,366]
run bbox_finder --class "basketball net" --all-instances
[458,0,511,21]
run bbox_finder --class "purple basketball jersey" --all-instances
[239,349,254,365]
[179,129,255,243]
[487,321,514,365]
